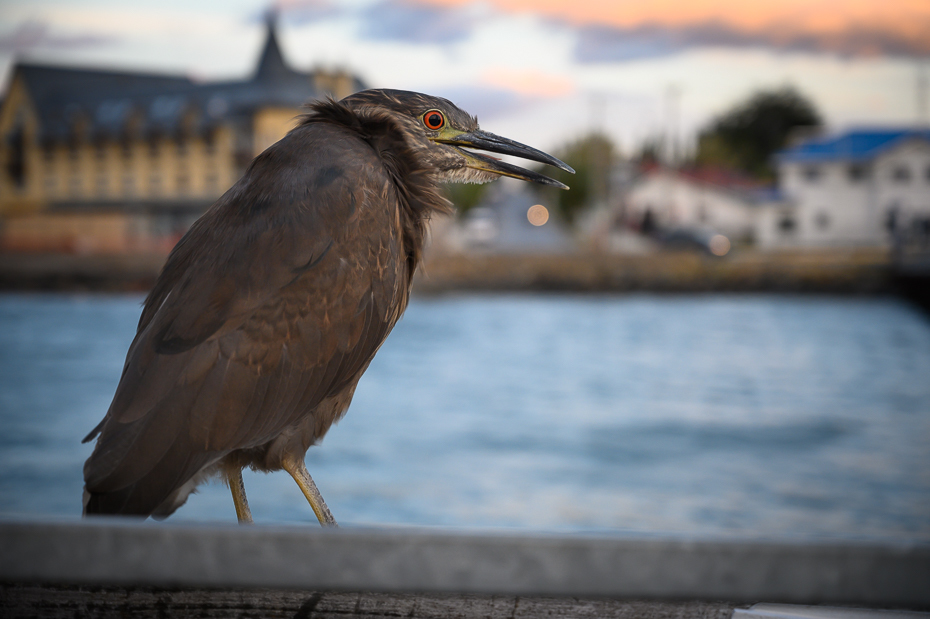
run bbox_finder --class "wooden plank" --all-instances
[0,585,740,619]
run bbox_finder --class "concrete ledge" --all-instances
[1,520,928,605]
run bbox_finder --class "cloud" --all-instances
[573,20,930,63]
[0,21,115,54]
[573,25,685,63]
[268,0,343,26]
[357,0,484,44]
[264,0,485,45]
[480,68,575,98]
[420,0,930,60]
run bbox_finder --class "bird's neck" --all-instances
[306,100,453,283]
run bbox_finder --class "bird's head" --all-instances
[340,89,574,189]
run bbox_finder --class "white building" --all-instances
[765,129,930,248]
[624,167,765,245]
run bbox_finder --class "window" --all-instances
[847,164,869,182]
[5,126,26,188]
[925,165,930,182]
[892,165,911,183]
[885,206,899,232]
[802,166,821,182]
[779,215,796,234]
[95,142,107,161]
[203,131,216,155]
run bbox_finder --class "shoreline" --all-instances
[0,249,921,300]
[417,249,894,295]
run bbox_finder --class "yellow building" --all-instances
[0,18,364,254]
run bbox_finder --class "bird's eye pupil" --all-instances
[424,111,444,130]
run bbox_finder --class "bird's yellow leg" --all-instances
[226,467,253,525]
[282,455,338,527]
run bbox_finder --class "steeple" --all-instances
[254,10,290,82]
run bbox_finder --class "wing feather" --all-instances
[84,120,409,515]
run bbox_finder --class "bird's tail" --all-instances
[83,450,222,519]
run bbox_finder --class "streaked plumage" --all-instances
[82,89,572,523]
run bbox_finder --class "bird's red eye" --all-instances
[423,110,445,130]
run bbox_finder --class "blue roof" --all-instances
[776,128,930,163]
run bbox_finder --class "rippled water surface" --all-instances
[1,293,928,539]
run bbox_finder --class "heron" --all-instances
[82,89,573,526]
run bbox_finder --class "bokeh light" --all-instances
[709,234,731,256]
[527,204,549,226]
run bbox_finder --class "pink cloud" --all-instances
[480,68,575,98]
[421,0,930,57]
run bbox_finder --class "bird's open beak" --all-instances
[436,130,575,190]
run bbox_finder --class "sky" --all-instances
[1,0,928,155]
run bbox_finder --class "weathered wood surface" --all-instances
[0,585,740,619]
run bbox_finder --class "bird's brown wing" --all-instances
[83,121,408,516]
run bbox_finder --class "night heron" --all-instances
[82,89,573,525]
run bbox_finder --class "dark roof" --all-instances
[776,128,930,163]
[11,17,366,142]
[254,14,290,83]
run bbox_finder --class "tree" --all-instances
[694,87,822,180]
[444,181,488,215]
[632,137,663,167]
[534,132,616,225]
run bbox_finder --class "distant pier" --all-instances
[892,227,930,310]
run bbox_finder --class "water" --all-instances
[1,293,929,540]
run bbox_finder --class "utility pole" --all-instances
[587,92,608,209]
[588,93,606,135]
[664,84,682,167]
[917,61,929,127]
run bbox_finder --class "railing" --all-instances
[1,519,927,606]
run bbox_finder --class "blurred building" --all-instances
[0,17,365,254]
[594,129,930,253]
[440,183,576,254]
[623,167,766,247]
[761,128,930,248]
